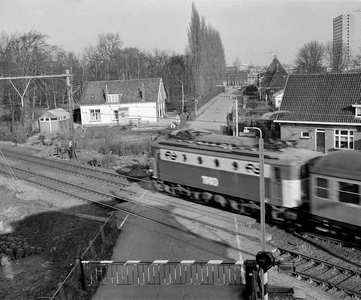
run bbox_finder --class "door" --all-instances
[118,107,129,125]
[316,129,325,153]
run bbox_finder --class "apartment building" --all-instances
[333,14,361,69]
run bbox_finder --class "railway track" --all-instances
[276,247,361,299]
[0,146,132,187]
[0,146,260,242]
[3,145,361,299]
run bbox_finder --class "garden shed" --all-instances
[38,108,70,133]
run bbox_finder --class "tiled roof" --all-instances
[79,78,162,105]
[277,73,361,124]
[261,57,288,89]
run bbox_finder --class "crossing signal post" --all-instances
[245,252,295,300]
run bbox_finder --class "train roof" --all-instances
[311,150,361,180]
[152,127,323,163]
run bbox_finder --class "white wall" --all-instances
[80,102,157,126]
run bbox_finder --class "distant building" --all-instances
[258,56,288,101]
[333,14,361,69]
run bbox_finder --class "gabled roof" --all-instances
[277,73,361,124]
[80,78,163,105]
[261,56,288,89]
[39,108,69,119]
[273,89,284,97]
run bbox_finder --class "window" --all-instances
[338,181,360,205]
[90,109,101,122]
[274,167,281,183]
[334,130,354,149]
[301,131,310,139]
[214,159,219,167]
[315,177,329,199]
[233,162,238,170]
[198,157,203,164]
[107,94,120,103]
[356,107,361,117]
[352,104,361,117]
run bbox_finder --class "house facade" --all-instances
[271,89,284,109]
[79,78,167,126]
[275,73,361,153]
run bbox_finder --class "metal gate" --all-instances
[82,260,244,286]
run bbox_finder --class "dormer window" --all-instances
[108,94,121,103]
[352,104,361,117]
[356,107,361,118]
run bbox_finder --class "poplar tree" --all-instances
[186,2,225,99]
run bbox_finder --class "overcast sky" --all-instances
[1,0,361,67]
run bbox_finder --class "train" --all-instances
[149,127,361,242]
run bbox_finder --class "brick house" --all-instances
[275,73,361,153]
[79,78,167,126]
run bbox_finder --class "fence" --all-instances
[48,212,120,300]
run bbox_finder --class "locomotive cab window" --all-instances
[273,167,281,182]
[338,181,360,205]
[315,177,329,199]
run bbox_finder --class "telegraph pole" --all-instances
[65,70,76,159]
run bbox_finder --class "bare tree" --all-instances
[96,32,123,80]
[294,40,325,73]
[325,41,348,72]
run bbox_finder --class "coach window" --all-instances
[334,130,354,149]
[315,177,329,199]
[338,181,360,205]
[233,162,238,170]
[214,159,219,167]
[198,157,203,164]
[273,167,281,182]
[182,154,187,162]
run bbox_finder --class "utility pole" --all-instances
[65,70,76,159]
[176,78,185,113]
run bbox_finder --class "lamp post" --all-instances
[244,126,266,300]
[229,96,238,136]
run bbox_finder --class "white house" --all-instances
[79,78,167,126]
[271,89,284,109]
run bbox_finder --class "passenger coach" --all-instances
[309,150,361,237]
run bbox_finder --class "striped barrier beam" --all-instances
[81,260,245,286]
[82,260,244,265]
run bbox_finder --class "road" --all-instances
[191,89,238,134]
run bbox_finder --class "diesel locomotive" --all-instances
[149,128,361,241]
